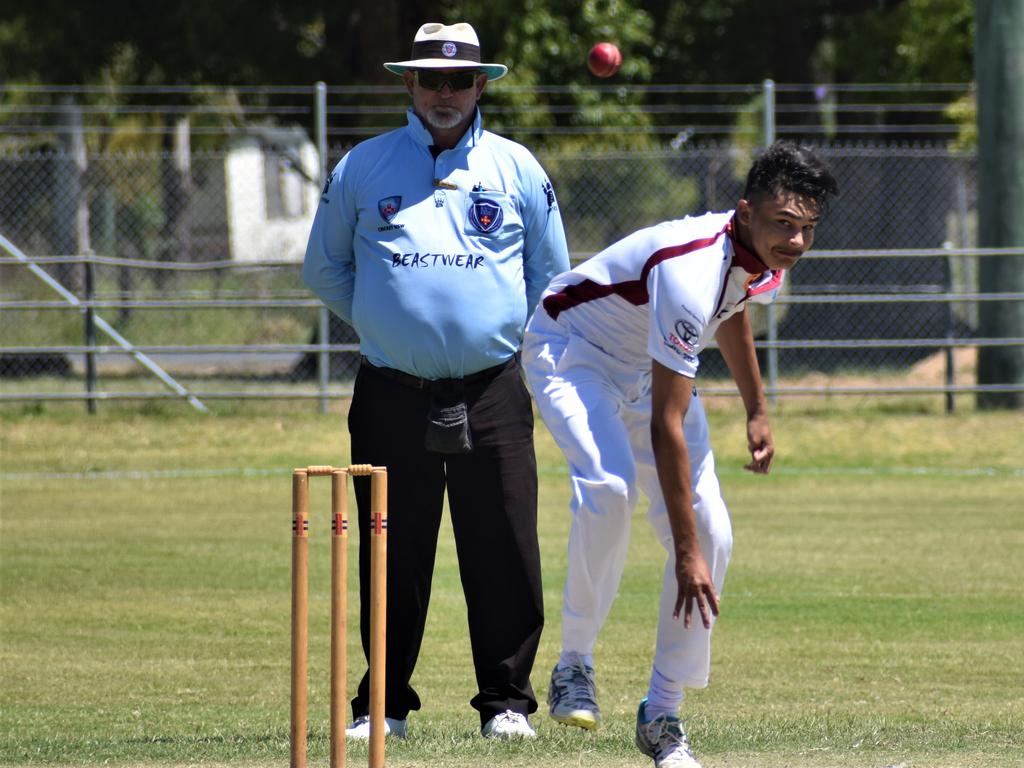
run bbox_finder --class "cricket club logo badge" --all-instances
[442,42,458,58]
[468,199,503,234]
[378,196,402,223]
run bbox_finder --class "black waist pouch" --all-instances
[425,384,473,454]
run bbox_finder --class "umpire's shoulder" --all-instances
[478,129,547,171]
[338,123,417,172]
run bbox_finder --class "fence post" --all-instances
[314,82,330,415]
[762,79,779,403]
[318,305,330,414]
[315,82,328,189]
[955,161,976,328]
[57,97,89,293]
[943,250,956,413]
[946,163,973,415]
[84,258,97,414]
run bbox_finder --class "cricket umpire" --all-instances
[302,21,569,739]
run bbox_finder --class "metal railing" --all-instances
[3,81,973,146]
[3,81,1018,413]
[2,247,1021,412]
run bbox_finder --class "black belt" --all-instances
[359,355,515,390]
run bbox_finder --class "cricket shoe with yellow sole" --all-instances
[548,652,600,730]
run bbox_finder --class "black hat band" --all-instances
[411,40,482,62]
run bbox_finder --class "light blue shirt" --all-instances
[302,108,570,379]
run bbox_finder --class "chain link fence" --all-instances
[2,84,1021,412]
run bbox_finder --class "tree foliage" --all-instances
[0,0,974,87]
[831,0,974,82]
[0,0,976,154]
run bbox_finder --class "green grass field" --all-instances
[1,403,1022,767]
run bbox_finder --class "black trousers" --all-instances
[347,357,544,726]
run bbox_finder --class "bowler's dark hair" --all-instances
[743,141,839,213]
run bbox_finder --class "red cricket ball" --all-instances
[587,42,622,78]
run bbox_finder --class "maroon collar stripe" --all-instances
[726,219,769,273]
[543,225,728,320]
[746,271,784,297]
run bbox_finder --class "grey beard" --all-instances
[425,106,466,130]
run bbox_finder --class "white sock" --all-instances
[559,650,594,668]
[644,666,684,720]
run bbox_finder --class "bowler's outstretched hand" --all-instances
[744,412,774,474]
[673,549,720,629]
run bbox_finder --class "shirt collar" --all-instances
[726,216,772,275]
[405,107,483,151]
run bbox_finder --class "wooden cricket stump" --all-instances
[290,465,387,768]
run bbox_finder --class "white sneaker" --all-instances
[345,714,408,740]
[481,710,537,739]
[548,652,600,730]
[635,699,701,768]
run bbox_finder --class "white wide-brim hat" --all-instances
[384,22,508,80]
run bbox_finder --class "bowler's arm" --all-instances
[715,310,774,473]
[651,360,720,629]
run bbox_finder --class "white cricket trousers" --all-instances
[524,310,733,692]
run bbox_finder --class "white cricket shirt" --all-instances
[540,211,783,378]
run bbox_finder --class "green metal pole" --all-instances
[975,0,1024,409]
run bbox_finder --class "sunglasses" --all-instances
[415,70,479,92]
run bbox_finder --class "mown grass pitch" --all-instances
[1,403,1022,767]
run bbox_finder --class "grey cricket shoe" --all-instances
[548,652,600,730]
[635,699,701,768]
